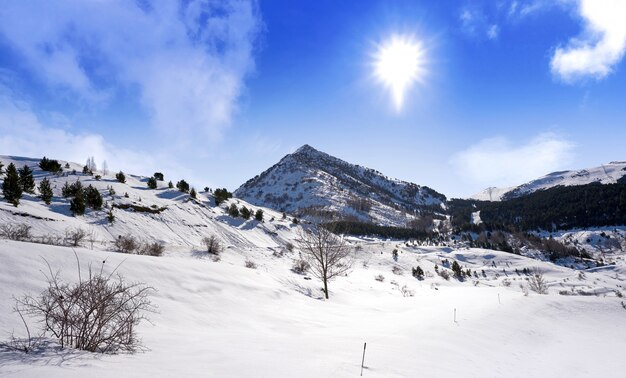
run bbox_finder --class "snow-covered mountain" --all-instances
[471,161,626,201]
[234,145,446,226]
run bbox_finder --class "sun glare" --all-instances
[374,35,426,111]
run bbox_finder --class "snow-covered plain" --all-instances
[1,238,626,377]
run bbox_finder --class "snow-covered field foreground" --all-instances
[1,239,625,377]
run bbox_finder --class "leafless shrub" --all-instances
[114,235,138,254]
[439,270,450,280]
[297,224,352,299]
[615,290,624,298]
[501,278,511,287]
[244,260,257,269]
[292,259,310,274]
[520,284,529,296]
[285,242,294,252]
[139,242,164,257]
[375,274,385,282]
[65,227,87,247]
[528,268,548,294]
[392,266,403,275]
[400,285,414,297]
[14,255,155,353]
[202,235,222,255]
[0,223,32,241]
[211,255,221,262]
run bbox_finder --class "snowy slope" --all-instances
[0,155,300,253]
[235,145,446,227]
[471,161,626,201]
[1,239,626,377]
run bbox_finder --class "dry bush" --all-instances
[139,242,165,257]
[244,260,257,269]
[285,242,295,252]
[14,256,155,353]
[375,274,385,282]
[528,268,548,294]
[400,285,414,297]
[202,235,222,255]
[65,227,87,247]
[0,223,32,241]
[291,259,310,274]
[392,266,403,275]
[114,235,139,254]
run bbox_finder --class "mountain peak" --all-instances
[293,144,320,155]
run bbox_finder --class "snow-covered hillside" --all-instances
[471,161,626,201]
[0,155,299,252]
[1,239,626,377]
[235,145,446,227]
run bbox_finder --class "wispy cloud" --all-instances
[451,132,575,188]
[487,24,500,40]
[551,0,626,82]
[0,1,262,144]
[0,86,194,184]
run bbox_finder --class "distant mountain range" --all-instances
[234,145,446,227]
[471,161,626,201]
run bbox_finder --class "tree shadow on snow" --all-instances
[0,339,99,369]
[279,278,325,300]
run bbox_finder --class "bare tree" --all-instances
[102,160,108,176]
[297,224,352,299]
[528,268,548,294]
[202,235,222,255]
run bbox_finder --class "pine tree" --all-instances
[213,188,232,205]
[85,185,103,210]
[240,206,251,219]
[70,190,86,215]
[38,177,53,205]
[255,209,264,222]
[2,163,22,206]
[0,161,4,175]
[154,172,164,181]
[107,209,115,223]
[190,187,197,199]
[18,165,35,193]
[147,176,157,189]
[168,181,174,189]
[116,171,126,183]
[451,261,463,279]
[228,203,239,217]
[176,179,190,193]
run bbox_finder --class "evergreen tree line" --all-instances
[324,220,429,241]
[448,182,626,232]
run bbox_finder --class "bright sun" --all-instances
[374,35,426,111]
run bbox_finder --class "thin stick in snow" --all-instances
[454,308,457,323]
[360,342,367,376]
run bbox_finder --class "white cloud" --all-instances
[487,24,500,40]
[451,132,575,188]
[0,1,262,143]
[551,0,626,82]
[0,87,194,184]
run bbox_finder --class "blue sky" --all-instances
[0,0,625,198]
